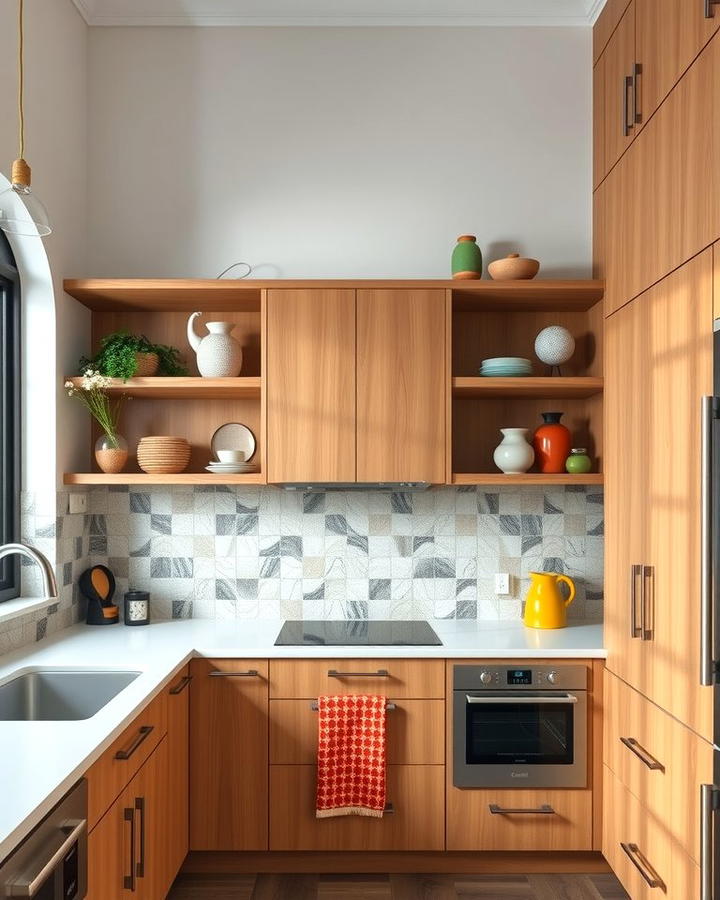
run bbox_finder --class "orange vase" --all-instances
[533,412,571,474]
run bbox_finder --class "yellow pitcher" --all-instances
[523,572,576,629]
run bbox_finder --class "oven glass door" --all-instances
[465,691,575,766]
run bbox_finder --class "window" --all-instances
[0,231,19,601]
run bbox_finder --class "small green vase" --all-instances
[451,235,483,280]
[565,448,592,474]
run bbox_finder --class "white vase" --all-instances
[187,311,243,377]
[493,428,535,474]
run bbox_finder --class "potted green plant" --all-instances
[79,332,187,379]
[65,370,129,473]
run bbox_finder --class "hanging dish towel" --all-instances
[316,694,387,819]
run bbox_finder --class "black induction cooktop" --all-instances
[274,620,442,647]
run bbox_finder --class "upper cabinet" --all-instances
[594,0,720,190]
[267,288,447,484]
[356,289,446,484]
[267,289,356,483]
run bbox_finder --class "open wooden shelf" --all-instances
[65,376,261,399]
[451,473,604,485]
[452,376,604,398]
[63,472,265,485]
[63,279,264,312]
[451,280,604,312]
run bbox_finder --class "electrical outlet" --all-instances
[494,573,510,595]
[68,492,88,515]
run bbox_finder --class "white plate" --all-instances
[205,465,258,474]
[210,423,256,462]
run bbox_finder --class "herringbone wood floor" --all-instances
[168,872,629,899]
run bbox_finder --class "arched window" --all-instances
[0,230,20,601]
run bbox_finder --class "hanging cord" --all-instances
[216,262,252,279]
[18,0,24,160]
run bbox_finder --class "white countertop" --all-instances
[0,618,604,861]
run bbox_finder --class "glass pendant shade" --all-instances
[0,161,51,237]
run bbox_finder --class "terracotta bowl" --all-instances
[487,253,540,281]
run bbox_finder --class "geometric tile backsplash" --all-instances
[85,483,603,624]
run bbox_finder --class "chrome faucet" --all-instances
[0,543,58,599]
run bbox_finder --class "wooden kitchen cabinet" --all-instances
[88,738,171,900]
[600,2,637,183]
[604,670,714,864]
[602,32,720,311]
[267,289,356,483]
[269,764,445,851]
[604,252,714,739]
[163,666,191,886]
[269,658,445,700]
[356,289,446,483]
[635,0,720,134]
[189,659,269,851]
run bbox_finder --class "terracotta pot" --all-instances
[487,253,540,281]
[533,412,572,474]
[451,235,483,280]
[134,352,159,376]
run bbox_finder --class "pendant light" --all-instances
[0,0,52,237]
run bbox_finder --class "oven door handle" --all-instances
[465,693,578,704]
[5,818,87,897]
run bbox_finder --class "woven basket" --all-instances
[137,436,190,474]
[134,352,160,377]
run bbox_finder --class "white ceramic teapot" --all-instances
[187,311,243,377]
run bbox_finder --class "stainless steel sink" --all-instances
[0,668,141,720]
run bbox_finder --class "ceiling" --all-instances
[72,0,607,27]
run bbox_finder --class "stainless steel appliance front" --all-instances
[452,663,588,789]
[0,779,87,898]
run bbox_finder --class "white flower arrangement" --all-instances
[65,368,128,446]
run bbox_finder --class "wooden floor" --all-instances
[168,872,629,899]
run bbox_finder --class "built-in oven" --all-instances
[0,779,87,898]
[453,664,588,789]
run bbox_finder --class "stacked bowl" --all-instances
[480,357,533,377]
[137,436,191,474]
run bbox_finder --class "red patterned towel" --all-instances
[316,694,387,819]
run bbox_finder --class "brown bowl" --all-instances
[487,253,540,281]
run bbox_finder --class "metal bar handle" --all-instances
[327,669,389,677]
[123,807,136,892]
[701,396,716,685]
[632,62,642,125]
[701,784,716,900]
[466,693,578,705]
[310,700,396,711]
[384,803,395,814]
[623,74,633,136]
[169,674,192,694]
[134,797,146,879]
[489,804,555,815]
[209,669,260,677]
[620,842,665,889]
[115,725,154,761]
[642,565,654,641]
[620,737,664,771]
[630,564,643,638]
[6,819,87,897]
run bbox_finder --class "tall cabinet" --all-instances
[596,2,720,893]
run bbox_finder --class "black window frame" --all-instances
[0,231,20,602]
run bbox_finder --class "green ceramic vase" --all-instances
[565,448,592,474]
[451,235,483,280]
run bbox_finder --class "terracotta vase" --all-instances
[533,412,571,474]
[451,235,483,280]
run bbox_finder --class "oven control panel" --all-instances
[452,664,588,691]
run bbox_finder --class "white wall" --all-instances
[0,0,90,486]
[87,26,592,278]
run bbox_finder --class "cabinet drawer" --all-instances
[269,659,445,699]
[446,788,592,851]
[269,698,444,765]
[269,764,445,851]
[87,691,167,831]
[603,764,699,899]
[604,671,713,863]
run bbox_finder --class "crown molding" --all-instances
[72,0,607,27]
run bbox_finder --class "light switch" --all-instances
[494,573,510,595]
[68,492,88,515]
